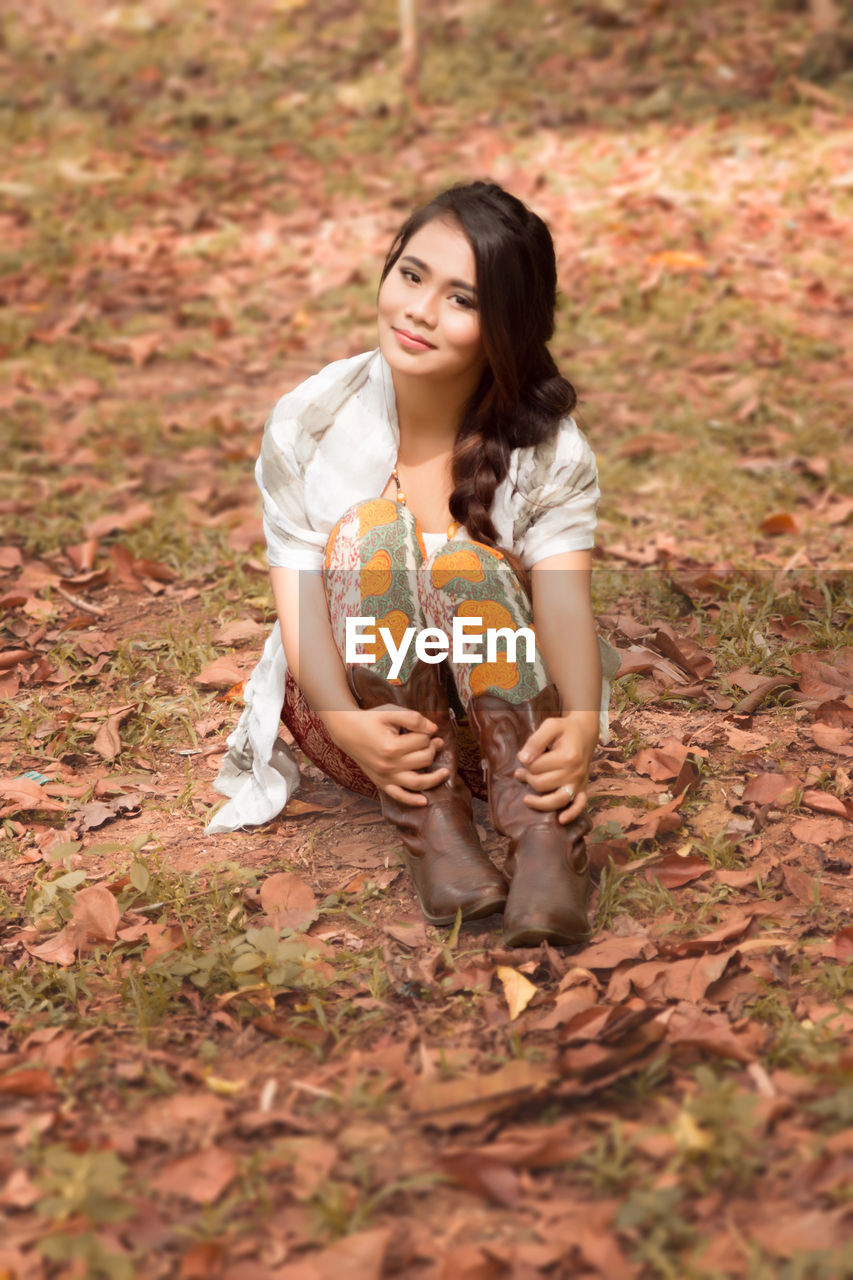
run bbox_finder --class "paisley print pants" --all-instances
[281,499,552,800]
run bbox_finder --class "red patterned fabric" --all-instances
[281,671,487,802]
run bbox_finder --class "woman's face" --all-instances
[377,216,486,391]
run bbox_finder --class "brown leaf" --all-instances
[560,1012,668,1080]
[438,1152,520,1207]
[133,1091,226,1144]
[759,511,799,535]
[0,1168,41,1209]
[615,645,689,684]
[213,619,268,646]
[529,985,600,1032]
[259,872,317,930]
[659,909,754,956]
[666,1010,755,1064]
[741,772,800,806]
[25,927,78,966]
[0,777,66,816]
[801,788,851,819]
[588,838,632,876]
[310,1228,391,1280]
[0,648,36,670]
[86,501,154,540]
[472,1119,586,1170]
[731,676,798,716]
[0,545,23,569]
[178,1241,227,1280]
[810,721,853,754]
[268,1138,338,1201]
[151,1146,237,1204]
[608,948,739,1003]
[644,851,710,888]
[792,647,853,700]
[65,538,99,572]
[0,1067,56,1096]
[410,1058,555,1126]
[142,923,186,965]
[613,432,684,459]
[653,627,715,680]
[628,794,685,841]
[598,795,685,842]
[71,884,121,943]
[382,917,427,949]
[78,799,120,830]
[631,742,688,781]
[791,815,849,843]
[195,657,246,690]
[571,933,656,970]
[822,926,853,963]
[747,1204,849,1258]
[93,715,123,760]
[813,700,853,727]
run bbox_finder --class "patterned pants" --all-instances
[282,499,552,800]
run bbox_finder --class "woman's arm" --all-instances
[269,566,447,806]
[514,549,601,824]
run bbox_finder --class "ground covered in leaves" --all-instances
[1,1,852,1277]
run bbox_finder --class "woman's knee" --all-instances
[324,498,404,566]
[427,539,509,591]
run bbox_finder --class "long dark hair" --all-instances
[380,181,577,591]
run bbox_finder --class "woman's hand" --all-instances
[327,705,448,807]
[513,710,598,824]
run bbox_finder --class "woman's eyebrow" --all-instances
[400,254,477,295]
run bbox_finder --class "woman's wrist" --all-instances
[560,708,599,760]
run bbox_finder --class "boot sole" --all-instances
[503,923,590,948]
[419,893,508,928]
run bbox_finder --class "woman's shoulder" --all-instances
[269,350,379,426]
[512,415,597,492]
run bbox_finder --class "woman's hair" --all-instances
[380,181,576,589]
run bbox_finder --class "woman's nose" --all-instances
[405,290,438,326]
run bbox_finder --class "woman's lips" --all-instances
[393,328,436,351]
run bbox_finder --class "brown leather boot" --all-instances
[348,661,508,926]
[469,686,591,947]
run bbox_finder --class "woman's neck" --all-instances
[390,369,474,462]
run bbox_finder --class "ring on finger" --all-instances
[561,784,575,805]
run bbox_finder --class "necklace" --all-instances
[391,464,459,539]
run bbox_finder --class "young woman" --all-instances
[208,181,616,947]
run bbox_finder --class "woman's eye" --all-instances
[400,267,420,283]
[452,294,475,309]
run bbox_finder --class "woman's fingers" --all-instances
[384,784,429,806]
[512,762,563,793]
[524,786,588,821]
[558,792,588,823]
[393,744,442,772]
[383,766,448,803]
[382,706,438,736]
[516,717,562,765]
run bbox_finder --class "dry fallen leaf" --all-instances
[259,872,317,930]
[0,1068,56,1096]
[382,916,428,948]
[741,772,800,806]
[150,1146,237,1205]
[195,656,246,690]
[71,884,121,943]
[495,965,539,1020]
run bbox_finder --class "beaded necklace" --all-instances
[390,463,459,539]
